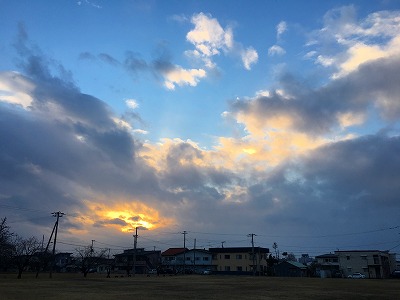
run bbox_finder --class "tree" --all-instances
[287,252,296,262]
[0,217,14,271]
[75,245,108,277]
[12,235,41,279]
[266,254,278,276]
[272,242,279,259]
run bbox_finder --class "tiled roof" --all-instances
[208,247,269,253]
[315,253,338,258]
[161,248,188,256]
[282,260,307,269]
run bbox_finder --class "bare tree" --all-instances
[287,253,296,262]
[75,246,108,277]
[12,235,41,279]
[272,242,279,259]
[0,218,15,271]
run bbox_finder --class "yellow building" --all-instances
[209,247,269,275]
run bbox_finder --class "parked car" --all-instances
[390,270,400,278]
[148,269,157,275]
[348,272,366,279]
[202,269,212,275]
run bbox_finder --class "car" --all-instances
[148,269,157,275]
[348,272,366,279]
[390,270,400,278]
[202,269,212,275]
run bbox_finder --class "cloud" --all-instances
[308,6,400,78]
[98,53,120,66]
[0,71,34,109]
[162,66,206,90]
[276,21,287,38]
[185,12,258,71]
[125,99,139,110]
[2,8,400,252]
[186,12,233,57]
[268,45,286,56]
[241,47,258,70]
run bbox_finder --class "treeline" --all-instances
[0,217,109,279]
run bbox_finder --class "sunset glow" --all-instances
[86,202,175,233]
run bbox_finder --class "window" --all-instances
[186,257,191,261]
[237,266,243,271]
[236,254,243,259]
[346,256,350,260]
[203,257,209,261]
[195,257,200,261]
[373,255,379,264]
[224,254,230,259]
[224,266,231,271]
[333,258,338,262]
[361,255,367,260]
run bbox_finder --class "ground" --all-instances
[0,273,399,299]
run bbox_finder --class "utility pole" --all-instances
[182,231,187,275]
[133,227,138,276]
[91,240,95,253]
[49,211,65,278]
[248,233,256,276]
[193,238,196,273]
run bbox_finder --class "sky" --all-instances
[1,0,400,258]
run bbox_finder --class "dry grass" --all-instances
[0,272,399,300]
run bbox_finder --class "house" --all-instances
[315,253,341,278]
[209,247,269,275]
[274,260,308,277]
[334,250,396,279]
[114,248,161,274]
[161,248,188,273]
[54,252,74,272]
[174,249,213,274]
[298,254,314,265]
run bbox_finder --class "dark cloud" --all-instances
[124,51,148,73]
[98,53,120,66]
[129,216,143,222]
[230,55,400,136]
[2,24,399,254]
[79,52,96,61]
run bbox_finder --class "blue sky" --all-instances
[1,0,400,257]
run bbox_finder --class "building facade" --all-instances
[335,250,396,279]
[114,248,161,274]
[274,260,308,277]
[209,247,269,275]
[315,253,341,278]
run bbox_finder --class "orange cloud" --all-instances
[74,200,175,233]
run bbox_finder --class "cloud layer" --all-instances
[1,7,400,254]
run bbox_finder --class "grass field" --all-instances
[0,273,399,299]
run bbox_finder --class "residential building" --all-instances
[298,254,314,265]
[114,248,161,274]
[274,260,308,277]
[161,248,188,273]
[209,247,269,275]
[335,250,396,279]
[315,253,341,278]
[54,252,74,273]
[174,249,213,274]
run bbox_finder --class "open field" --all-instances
[0,273,399,300]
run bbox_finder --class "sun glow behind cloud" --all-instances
[81,201,175,233]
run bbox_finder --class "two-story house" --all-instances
[315,253,341,278]
[209,247,269,275]
[114,248,161,274]
[335,250,396,279]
